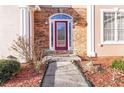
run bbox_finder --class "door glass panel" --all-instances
[69,22,71,47]
[56,22,66,47]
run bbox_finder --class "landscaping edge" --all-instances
[40,62,50,87]
[74,61,95,87]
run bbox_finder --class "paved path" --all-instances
[41,57,89,87]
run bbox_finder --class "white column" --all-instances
[29,7,33,57]
[87,5,96,57]
[19,5,30,63]
[19,5,29,39]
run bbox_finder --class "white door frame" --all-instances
[49,13,73,51]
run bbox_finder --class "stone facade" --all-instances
[33,7,87,57]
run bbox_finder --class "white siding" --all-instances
[0,6,20,59]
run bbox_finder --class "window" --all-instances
[117,12,124,41]
[103,12,115,41]
[51,22,53,47]
[50,14,72,19]
[102,10,124,44]
[69,22,72,47]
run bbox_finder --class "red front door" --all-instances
[55,21,68,50]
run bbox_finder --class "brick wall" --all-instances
[33,7,87,57]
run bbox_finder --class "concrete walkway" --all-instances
[41,57,89,87]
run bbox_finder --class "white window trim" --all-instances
[101,9,124,45]
[49,13,73,51]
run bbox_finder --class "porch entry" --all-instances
[55,21,68,50]
[49,13,73,51]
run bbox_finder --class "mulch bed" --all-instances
[0,63,45,87]
[78,57,124,87]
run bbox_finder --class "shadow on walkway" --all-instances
[42,62,57,87]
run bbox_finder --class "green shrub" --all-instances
[0,59,20,84]
[110,60,124,72]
